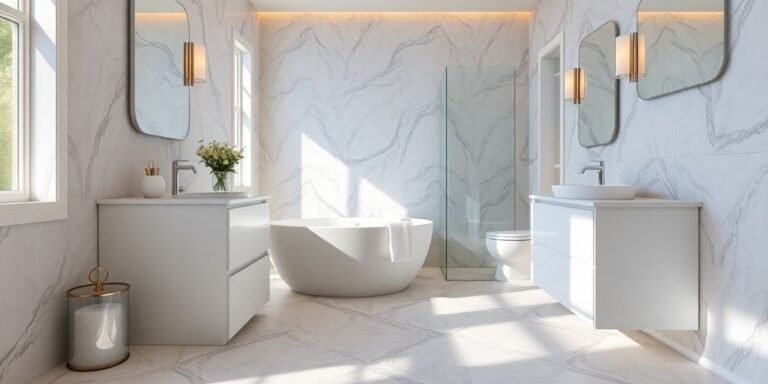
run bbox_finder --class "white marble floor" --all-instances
[33,269,726,384]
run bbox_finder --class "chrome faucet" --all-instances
[579,160,604,186]
[172,160,198,196]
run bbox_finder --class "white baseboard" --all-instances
[643,330,751,384]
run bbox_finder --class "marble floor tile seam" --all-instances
[183,331,298,368]
[42,331,296,384]
[363,333,632,384]
[93,335,365,384]
[375,305,534,336]
[312,300,449,339]
[454,324,607,361]
[283,331,436,367]
[358,294,595,338]
[520,313,621,336]
[564,367,638,384]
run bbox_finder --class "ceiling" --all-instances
[249,0,537,12]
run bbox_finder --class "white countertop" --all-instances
[97,194,270,209]
[530,195,702,208]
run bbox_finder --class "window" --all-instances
[0,0,67,226]
[0,0,25,202]
[232,31,253,190]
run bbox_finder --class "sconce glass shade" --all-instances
[616,33,646,82]
[193,44,206,83]
[183,42,207,86]
[564,67,586,104]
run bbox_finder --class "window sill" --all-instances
[0,199,67,226]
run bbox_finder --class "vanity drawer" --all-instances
[228,255,270,339]
[229,203,270,271]
[532,201,594,265]
[532,242,594,321]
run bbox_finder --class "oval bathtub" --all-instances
[270,218,433,297]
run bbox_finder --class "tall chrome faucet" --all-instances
[579,160,604,186]
[172,160,198,196]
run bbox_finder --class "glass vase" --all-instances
[211,171,234,192]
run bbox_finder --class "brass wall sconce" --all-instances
[616,32,645,83]
[183,42,207,86]
[564,67,586,104]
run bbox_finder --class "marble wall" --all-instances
[258,12,530,267]
[0,1,257,383]
[529,0,768,382]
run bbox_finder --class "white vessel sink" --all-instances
[552,185,635,200]
[174,192,248,199]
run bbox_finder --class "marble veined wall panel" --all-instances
[259,12,530,266]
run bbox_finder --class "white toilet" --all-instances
[485,230,531,281]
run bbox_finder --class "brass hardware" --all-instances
[67,283,130,298]
[183,42,195,86]
[565,67,585,105]
[88,266,109,293]
[629,32,639,83]
[183,42,206,86]
[67,266,129,298]
[573,67,583,104]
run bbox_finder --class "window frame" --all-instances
[233,44,242,157]
[0,0,29,203]
[231,30,253,192]
[0,0,67,226]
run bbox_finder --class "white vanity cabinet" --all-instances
[98,196,271,345]
[530,195,701,330]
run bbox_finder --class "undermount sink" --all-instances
[174,192,248,199]
[552,185,636,200]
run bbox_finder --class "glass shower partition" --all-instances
[441,66,517,281]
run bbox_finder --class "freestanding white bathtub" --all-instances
[270,218,433,297]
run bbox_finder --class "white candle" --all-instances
[70,302,128,369]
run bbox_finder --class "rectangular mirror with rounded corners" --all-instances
[637,0,727,100]
[130,0,190,140]
[578,21,619,148]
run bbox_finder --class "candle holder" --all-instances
[67,266,130,371]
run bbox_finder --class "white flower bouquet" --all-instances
[196,140,245,192]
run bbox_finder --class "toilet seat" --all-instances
[485,230,530,241]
